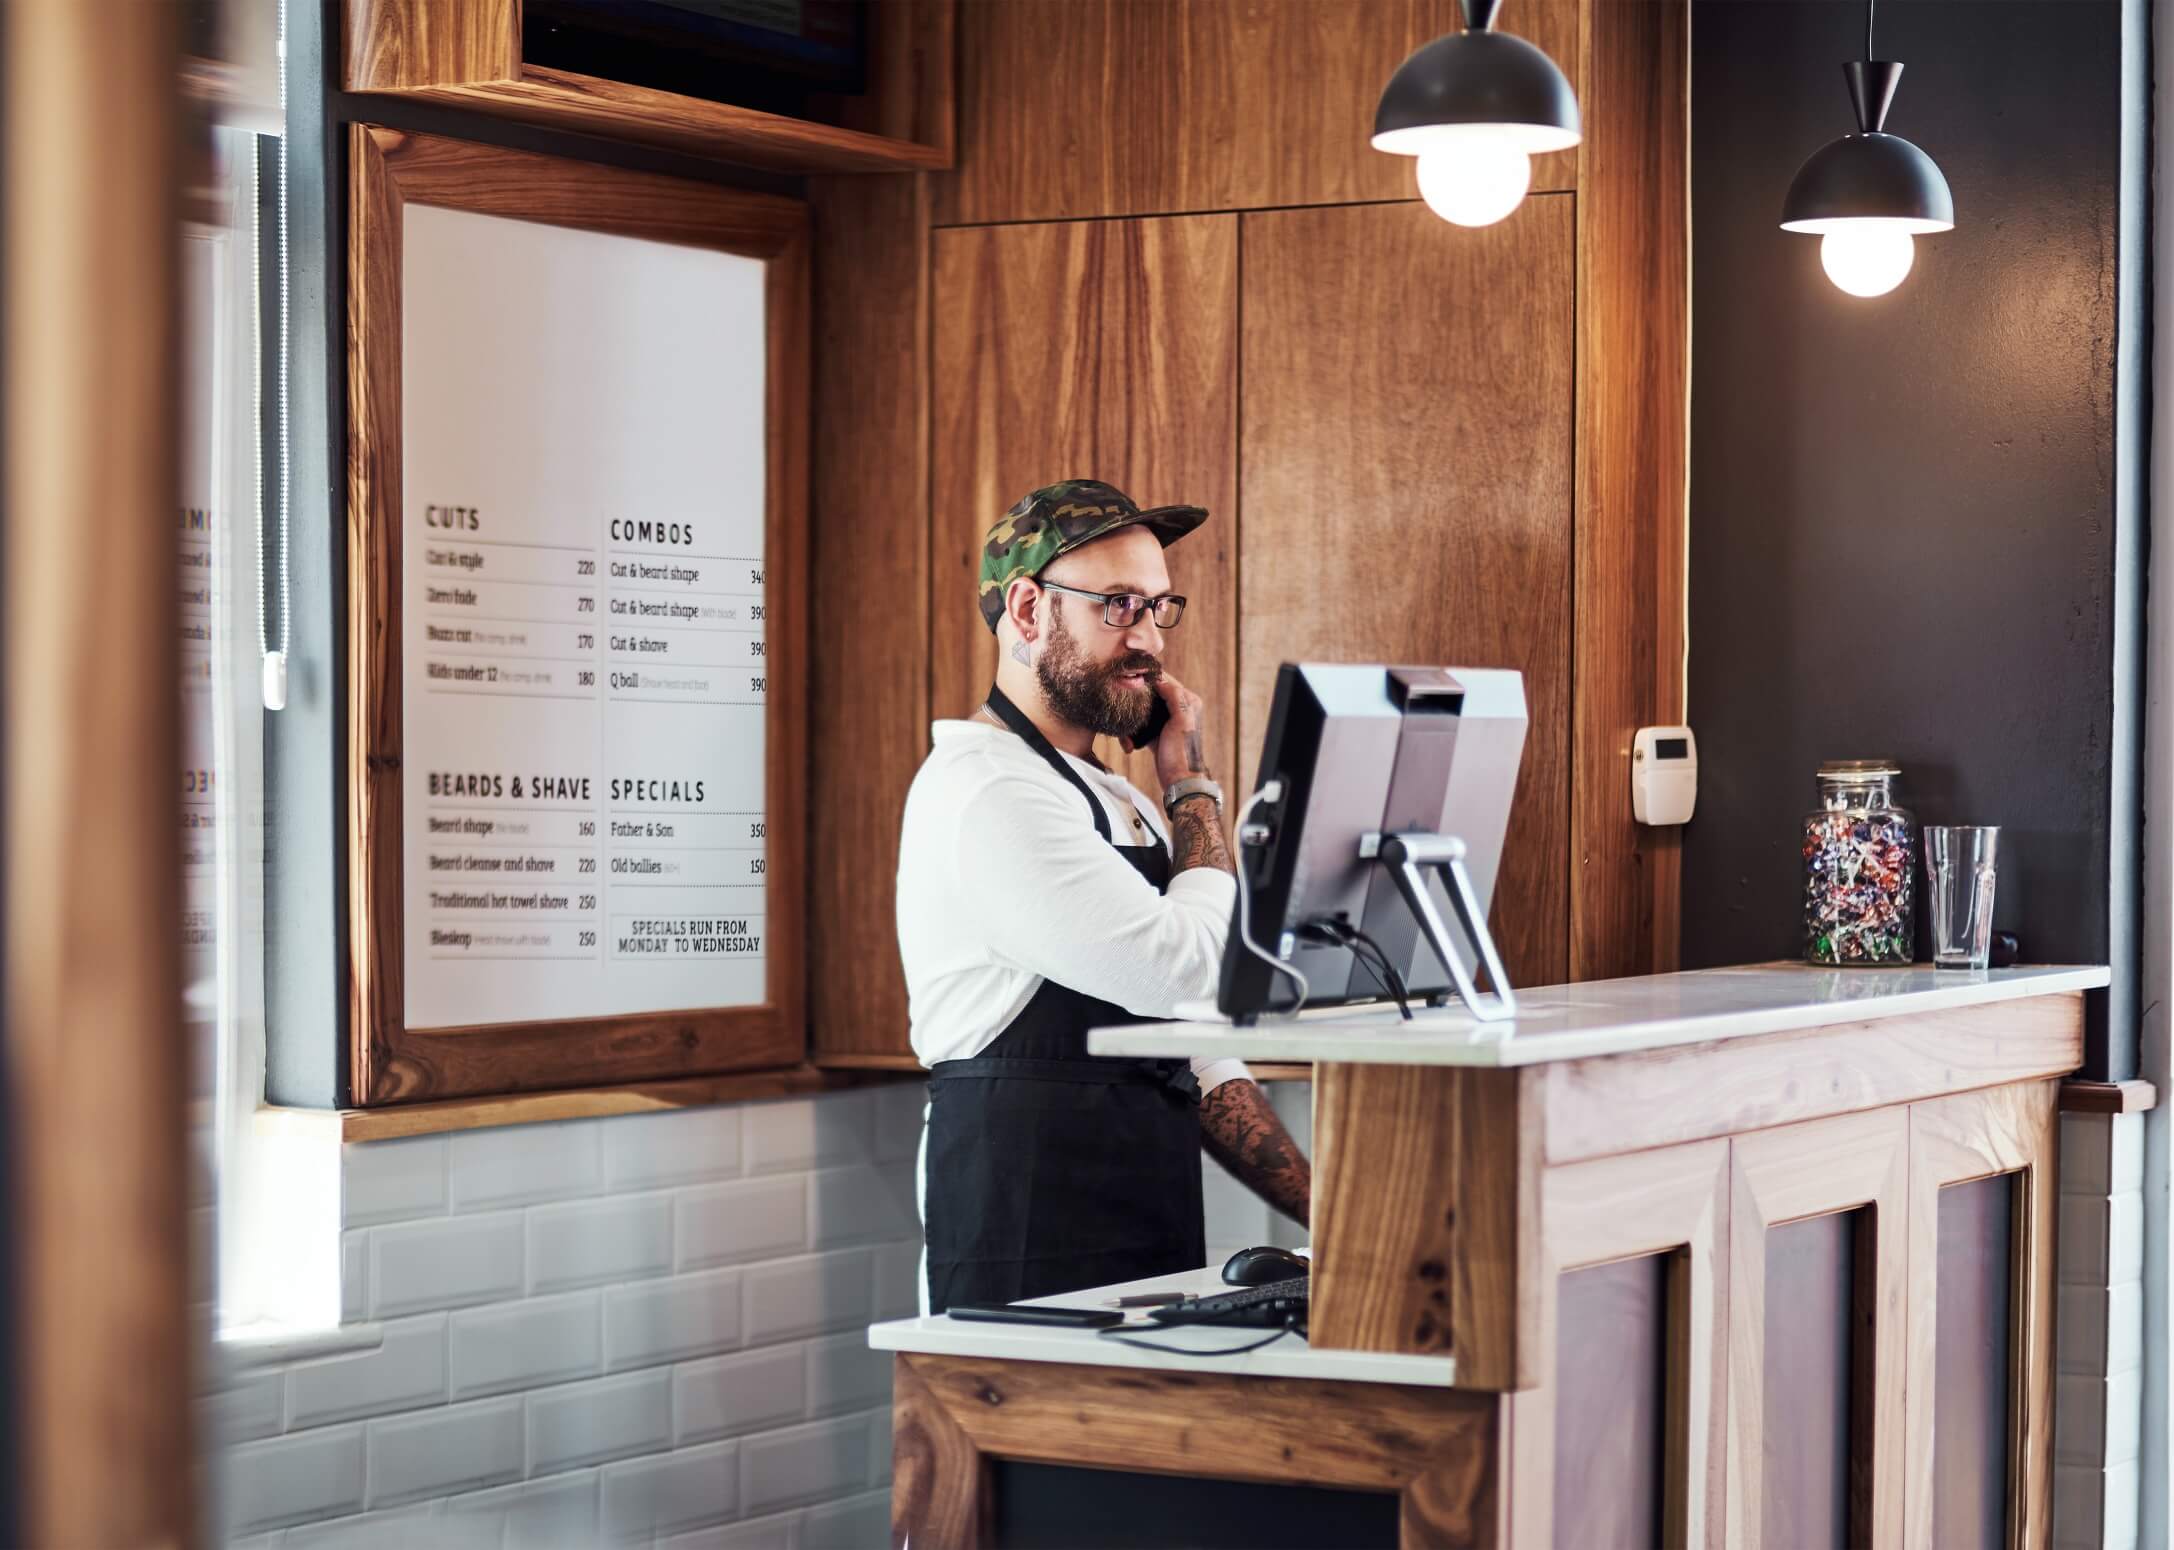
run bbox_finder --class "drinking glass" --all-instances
[1924,826,1999,969]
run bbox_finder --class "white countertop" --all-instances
[867,1262,1456,1387]
[1087,962,2109,1069]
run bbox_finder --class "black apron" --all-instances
[922,684,1207,1313]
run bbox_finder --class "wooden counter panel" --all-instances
[893,1352,1501,1549]
[1930,1174,2014,1547]
[1904,1082,2057,1548]
[1508,1137,1730,1550]
[1311,1063,1540,1390]
[1539,994,2085,1164]
[1552,1255,1668,1548]
[1725,1107,1909,1548]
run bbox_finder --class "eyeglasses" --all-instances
[1037,579,1188,630]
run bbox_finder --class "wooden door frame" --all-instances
[1570,0,1690,980]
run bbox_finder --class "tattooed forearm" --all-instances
[1169,793,1233,875]
[1200,1079,1310,1228]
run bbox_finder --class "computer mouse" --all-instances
[1221,1245,1310,1287]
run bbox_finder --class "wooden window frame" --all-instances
[346,124,810,1106]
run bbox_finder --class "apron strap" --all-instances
[929,1054,1202,1103]
[986,682,1112,842]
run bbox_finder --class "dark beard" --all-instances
[1035,601,1160,740]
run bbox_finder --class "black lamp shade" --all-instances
[1371,30,1581,157]
[1779,131,1955,233]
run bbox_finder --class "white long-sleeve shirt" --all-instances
[895,719,1252,1097]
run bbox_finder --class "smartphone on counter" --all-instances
[945,1302,1124,1329]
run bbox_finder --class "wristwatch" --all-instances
[1162,776,1224,816]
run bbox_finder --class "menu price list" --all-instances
[405,525,771,1024]
[416,525,768,706]
[396,203,774,1031]
[420,780,766,962]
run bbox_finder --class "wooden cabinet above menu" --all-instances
[344,0,954,172]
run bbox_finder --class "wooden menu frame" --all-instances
[348,126,809,1106]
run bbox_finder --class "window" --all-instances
[184,97,347,1340]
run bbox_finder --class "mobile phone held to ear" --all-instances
[945,1302,1124,1328]
[1137,689,1172,748]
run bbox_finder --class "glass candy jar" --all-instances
[1802,759,1916,966]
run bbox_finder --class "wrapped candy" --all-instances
[1802,760,1916,966]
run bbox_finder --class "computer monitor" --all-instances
[1215,664,1527,1023]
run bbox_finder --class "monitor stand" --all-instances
[1364,831,1519,1027]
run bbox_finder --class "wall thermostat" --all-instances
[1632,726,1697,825]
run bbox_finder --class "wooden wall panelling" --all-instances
[890,1352,1505,1548]
[1539,992,2086,1165]
[929,216,1239,795]
[934,0,1579,225]
[1309,1062,1540,1388]
[3,0,194,1541]
[1239,197,1575,987]
[809,172,932,1065]
[1507,1138,1730,1549]
[346,0,518,90]
[348,128,811,1103]
[1904,1082,2058,1549]
[1725,1108,1908,1548]
[1571,0,1690,982]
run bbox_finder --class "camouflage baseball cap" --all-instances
[976,479,1208,633]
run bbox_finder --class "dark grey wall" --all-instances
[1683,0,2129,1060]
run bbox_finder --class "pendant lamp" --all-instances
[1780,0,1954,297]
[1372,0,1580,228]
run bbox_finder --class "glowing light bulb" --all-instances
[1416,140,1532,228]
[1819,225,1916,297]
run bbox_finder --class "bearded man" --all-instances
[896,480,1311,1313]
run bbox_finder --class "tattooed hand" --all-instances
[1144,671,1210,788]
[1142,670,1230,875]
[1199,1078,1310,1228]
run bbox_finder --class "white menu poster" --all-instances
[401,203,769,1029]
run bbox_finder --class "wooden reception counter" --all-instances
[874,963,2109,1549]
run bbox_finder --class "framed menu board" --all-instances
[347,127,808,1105]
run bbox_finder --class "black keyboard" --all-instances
[1147,1276,1310,1332]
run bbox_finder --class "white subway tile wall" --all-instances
[213,1077,1306,1546]
[532,1195,677,1292]
[2054,1108,2148,1550]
